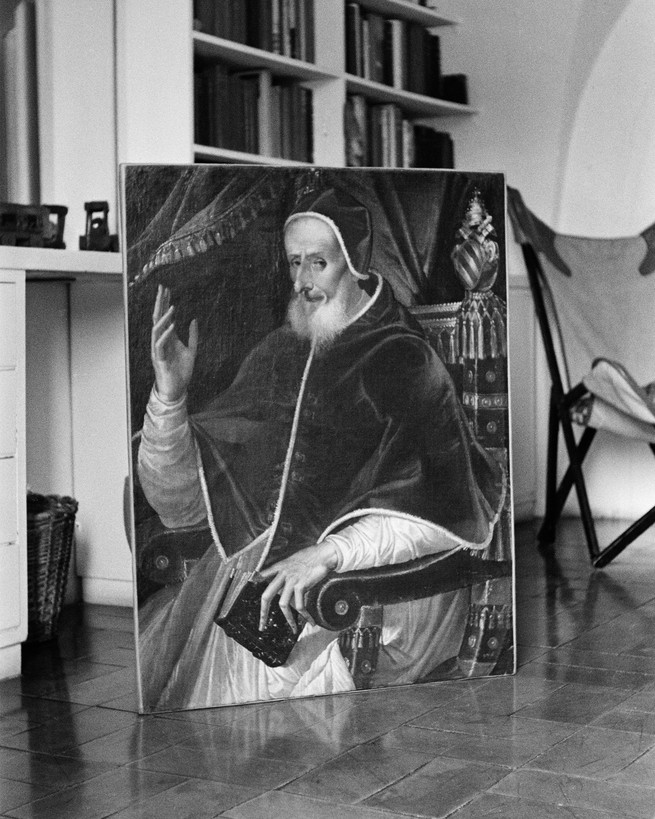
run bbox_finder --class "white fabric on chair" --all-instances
[580,358,655,442]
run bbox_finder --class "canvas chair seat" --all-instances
[508,186,655,568]
[577,358,655,443]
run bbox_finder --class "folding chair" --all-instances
[508,187,655,568]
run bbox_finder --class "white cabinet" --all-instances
[0,248,129,680]
[0,269,27,680]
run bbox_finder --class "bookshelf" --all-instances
[190,0,476,168]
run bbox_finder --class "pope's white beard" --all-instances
[286,289,354,349]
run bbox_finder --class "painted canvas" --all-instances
[122,165,515,713]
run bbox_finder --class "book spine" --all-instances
[288,0,298,58]
[257,69,273,157]
[271,0,282,54]
[370,105,383,166]
[345,94,368,167]
[361,15,370,80]
[270,83,282,156]
[393,19,407,90]
[232,0,248,44]
[304,0,315,63]
[367,13,385,84]
[402,119,415,168]
[296,0,306,61]
[345,3,362,76]
[427,33,441,98]
[281,0,291,57]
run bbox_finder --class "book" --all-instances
[281,0,292,56]
[271,0,282,53]
[364,12,385,84]
[235,70,274,155]
[246,0,273,51]
[427,33,442,98]
[231,0,248,44]
[193,0,216,35]
[412,125,454,168]
[383,18,407,90]
[405,22,428,95]
[345,94,368,166]
[402,119,415,168]
[441,74,469,104]
[304,0,315,63]
[345,2,362,76]
[369,104,383,166]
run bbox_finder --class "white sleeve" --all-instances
[137,388,207,528]
[324,515,460,573]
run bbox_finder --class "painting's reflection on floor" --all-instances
[1,518,655,818]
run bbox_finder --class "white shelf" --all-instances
[346,75,476,116]
[193,33,338,81]
[0,246,123,278]
[190,0,473,166]
[193,145,310,166]
[357,0,459,27]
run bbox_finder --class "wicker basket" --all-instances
[26,493,78,642]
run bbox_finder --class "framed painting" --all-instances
[121,165,515,713]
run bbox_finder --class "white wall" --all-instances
[437,0,654,522]
[556,0,655,519]
[36,0,118,247]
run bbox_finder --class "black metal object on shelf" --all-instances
[79,200,119,252]
[0,202,68,248]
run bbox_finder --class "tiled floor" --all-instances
[2,518,655,818]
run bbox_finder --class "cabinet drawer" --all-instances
[0,283,17,367]
[0,542,21,631]
[0,370,16,458]
[0,457,17,545]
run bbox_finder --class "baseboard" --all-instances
[82,577,134,607]
[0,644,21,680]
[513,493,537,522]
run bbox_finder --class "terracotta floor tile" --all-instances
[451,792,613,819]
[132,744,310,789]
[105,778,260,819]
[591,704,655,735]
[0,705,135,754]
[526,725,655,778]
[281,738,434,803]
[0,746,115,789]
[363,756,508,818]
[514,682,634,724]
[608,744,655,789]
[491,768,655,818]
[5,767,184,819]
[0,778,52,814]
[223,790,413,819]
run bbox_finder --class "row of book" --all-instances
[193,0,315,62]
[345,2,442,98]
[345,95,454,169]
[194,63,313,162]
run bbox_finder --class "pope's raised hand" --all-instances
[151,285,199,404]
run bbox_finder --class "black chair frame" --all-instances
[522,241,655,568]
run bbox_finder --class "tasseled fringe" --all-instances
[432,325,459,365]
[338,625,381,654]
[137,174,282,281]
[409,304,462,366]
[459,292,507,360]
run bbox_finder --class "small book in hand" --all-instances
[213,531,304,667]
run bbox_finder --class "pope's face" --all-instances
[284,216,360,312]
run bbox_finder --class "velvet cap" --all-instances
[284,187,372,279]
